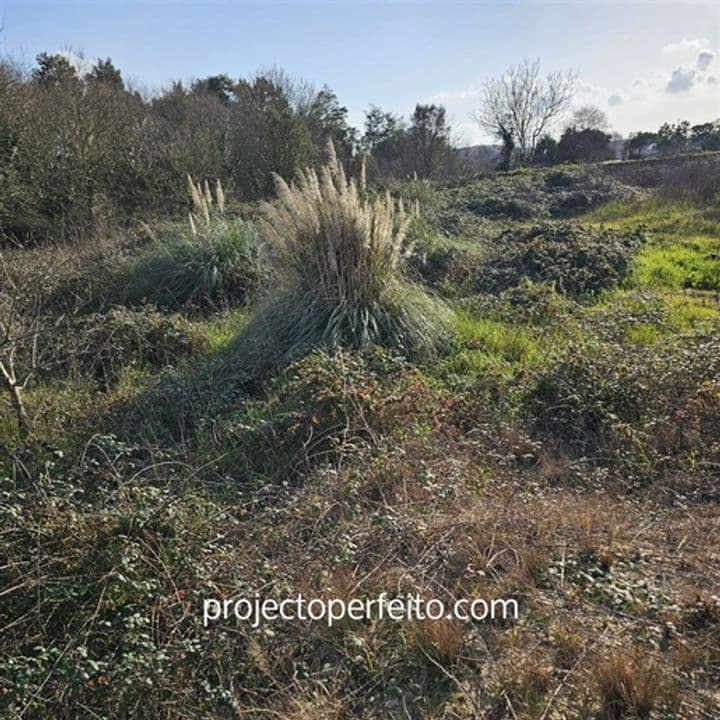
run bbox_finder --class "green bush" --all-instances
[123,216,260,312]
[475,223,643,298]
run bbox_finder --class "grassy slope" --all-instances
[1,169,719,719]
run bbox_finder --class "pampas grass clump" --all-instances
[235,143,452,370]
[124,177,260,311]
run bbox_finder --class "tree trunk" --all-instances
[0,361,30,438]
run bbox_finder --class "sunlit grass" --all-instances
[197,308,250,353]
[455,313,542,363]
[633,236,720,292]
[625,323,661,346]
[429,310,562,386]
[587,198,720,308]
[587,198,720,237]
[666,294,720,332]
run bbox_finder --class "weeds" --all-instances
[592,651,675,719]
[476,223,644,299]
[3,157,720,719]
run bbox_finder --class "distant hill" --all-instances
[456,144,501,172]
[457,144,501,160]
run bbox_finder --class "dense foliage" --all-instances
[475,223,644,298]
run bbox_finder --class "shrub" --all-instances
[475,223,643,298]
[549,190,593,216]
[544,170,575,189]
[211,349,423,481]
[526,336,720,478]
[234,143,452,371]
[406,228,484,295]
[3,233,135,316]
[27,306,207,388]
[468,195,535,220]
[123,178,261,311]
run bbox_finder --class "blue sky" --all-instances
[1,1,718,142]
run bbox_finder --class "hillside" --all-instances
[1,156,720,719]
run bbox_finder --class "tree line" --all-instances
[474,59,720,167]
[0,53,460,243]
[1,52,718,244]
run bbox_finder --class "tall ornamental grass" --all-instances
[123,177,260,311]
[235,143,452,369]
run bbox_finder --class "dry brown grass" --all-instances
[412,617,465,666]
[591,651,675,719]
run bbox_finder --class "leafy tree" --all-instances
[362,106,404,152]
[624,131,657,160]
[31,52,78,87]
[304,87,357,165]
[690,121,720,151]
[232,74,312,198]
[362,105,406,176]
[656,121,690,154]
[533,134,558,165]
[408,103,452,178]
[191,74,235,103]
[557,127,612,163]
[89,58,124,89]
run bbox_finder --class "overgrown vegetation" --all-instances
[475,222,644,298]
[2,144,720,719]
[123,178,261,311]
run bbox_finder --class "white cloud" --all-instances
[662,37,707,56]
[577,80,600,95]
[665,66,696,93]
[432,85,481,103]
[697,50,715,72]
[57,50,97,77]
[608,93,623,106]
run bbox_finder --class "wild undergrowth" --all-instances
[123,178,261,312]
[2,158,720,719]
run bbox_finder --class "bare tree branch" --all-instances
[474,58,577,166]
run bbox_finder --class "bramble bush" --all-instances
[475,223,644,298]
[526,336,720,485]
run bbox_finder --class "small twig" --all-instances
[417,645,481,716]
[503,691,520,720]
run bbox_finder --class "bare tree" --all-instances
[0,256,38,438]
[571,104,609,131]
[474,59,577,166]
